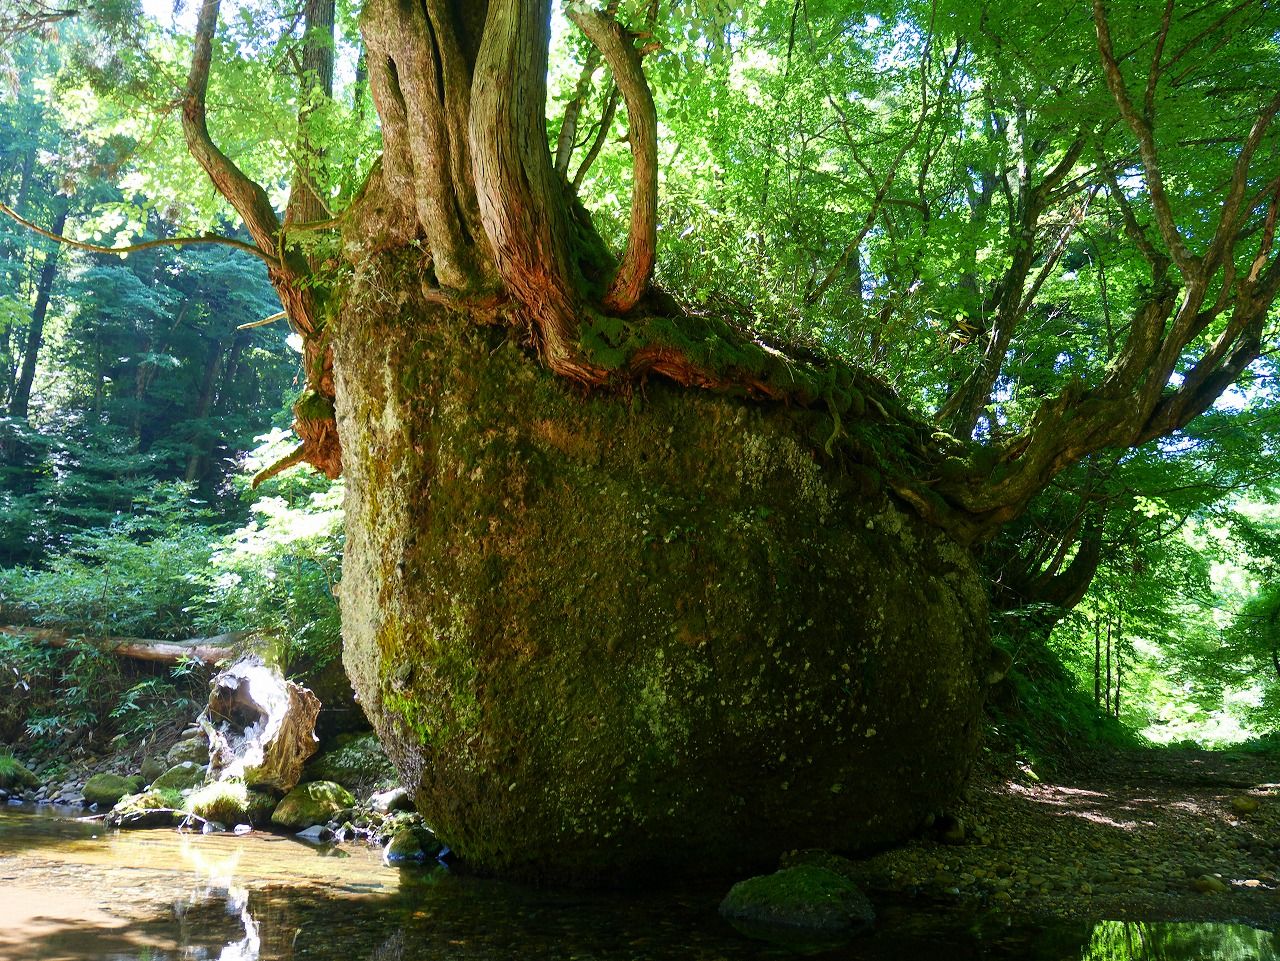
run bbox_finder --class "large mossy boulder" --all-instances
[334,300,989,882]
[720,866,875,932]
[271,780,355,829]
[84,772,143,807]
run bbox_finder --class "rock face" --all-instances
[83,773,143,807]
[271,780,355,829]
[334,300,989,881]
[203,657,322,792]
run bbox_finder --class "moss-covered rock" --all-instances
[140,756,167,784]
[719,866,875,931]
[83,772,143,807]
[107,789,181,828]
[302,733,396,791]
[187,780,276,826]
[0,755,38,791]
[332,271,988,882]
[383,827,432,864]
[271,780,355,829]
[167,737,209,767]
[150,762,207,793]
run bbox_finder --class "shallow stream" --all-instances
[1,804,1274,960]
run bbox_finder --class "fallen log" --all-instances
[0,625,247,665]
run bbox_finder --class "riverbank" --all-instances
[5,734,1279,931]
[841,746,1280,929]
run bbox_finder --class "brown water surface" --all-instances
[1,803,1276,961]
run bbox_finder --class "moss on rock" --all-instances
[150,762,206,793]
[302,733,396,791]
[187,780,275,826]
[108,789,181,828]
[271,780,355,829]
[720,865,875,931]
[331,263,989,882]
[84,773,143,807]
[0,755,38,791]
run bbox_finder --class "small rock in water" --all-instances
[296,824,333,843]
[384,828,427,865]
[201,821,227,834]
[719,865,875,934]
[233,823,253,835]
[370,787,414,815]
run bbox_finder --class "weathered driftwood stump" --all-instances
[202,657,321,792]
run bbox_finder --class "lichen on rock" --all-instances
[331,269,989,882]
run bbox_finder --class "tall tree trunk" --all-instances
[9,203,66,418]
[1093,615,1102,708]
[185,338,224,483]
[1105,615,1113,716]
[286,0,336,231]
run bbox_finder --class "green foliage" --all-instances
[194,432,344,674]
[0,482,217,638]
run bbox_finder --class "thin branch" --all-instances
[572,81,620,189]
[0,201,279,267]
[1092,0,1195,273]
[238,311,288,330]
[567,2,658,313]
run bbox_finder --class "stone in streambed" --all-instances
[187,780,276,826]
[271,781,355,829]
[83,773,143,807]
[150,762,207,792]
[370,787,414,814]
[383,826,443,865]
[167,737,210,767]
[720,866,875,933]
[107,789,180,828]
[140,756,167,784]
[0,757,39,791]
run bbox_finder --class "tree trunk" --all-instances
[1093,616,1101,708]
[1105,615,1113,716]
[185,337,224,483]
[333,283,990,882]
[0,625,242,665]
[9,203,66,418]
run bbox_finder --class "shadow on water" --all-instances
[1,805,1277,961]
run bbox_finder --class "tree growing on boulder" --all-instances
[12,0,1280,880]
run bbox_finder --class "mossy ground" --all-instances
[331,257,990,882]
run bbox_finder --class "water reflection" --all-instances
[1082,920,1280,960]
[1,806,1277,961]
